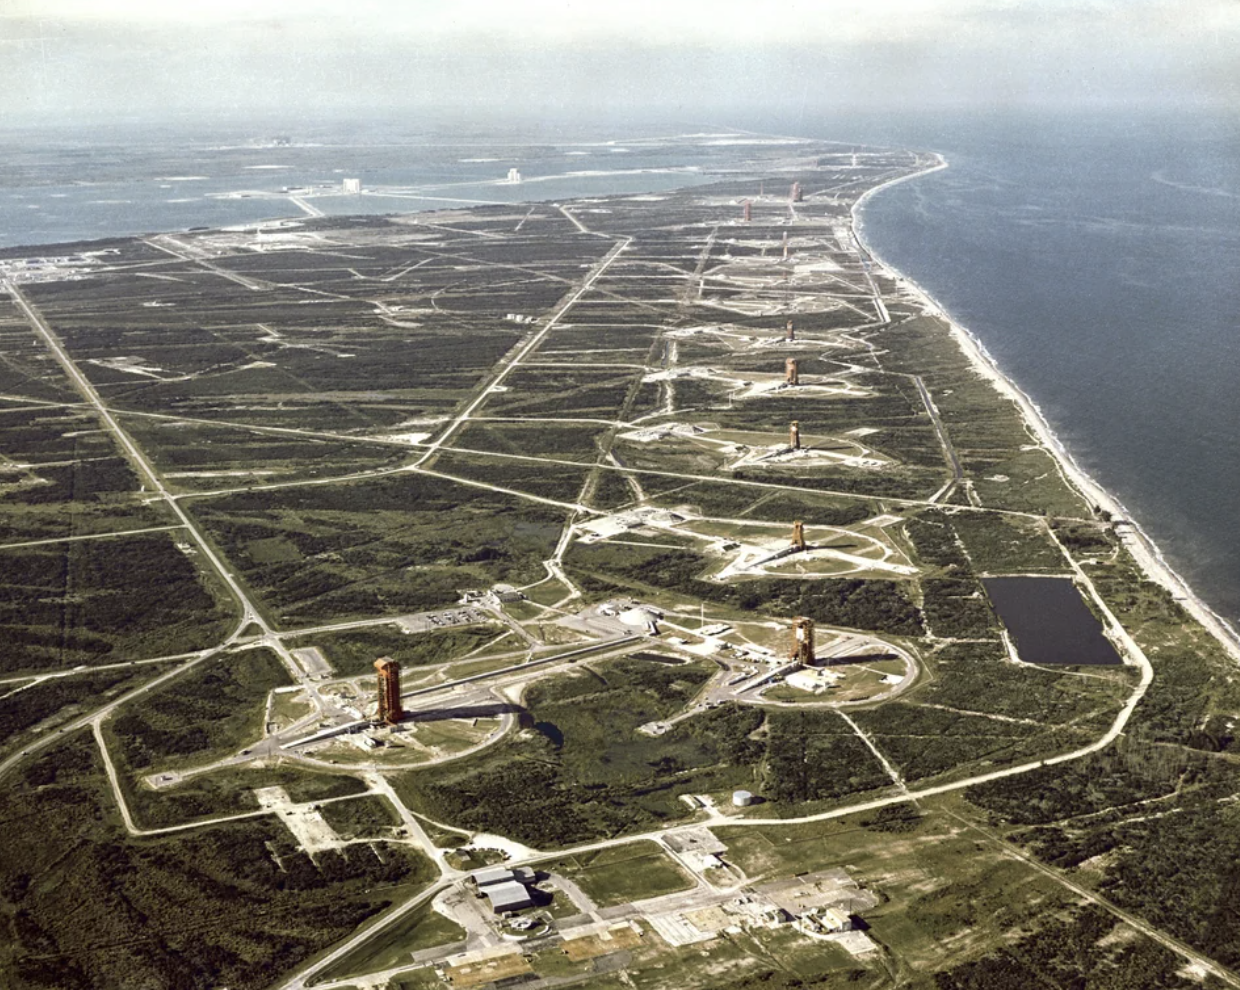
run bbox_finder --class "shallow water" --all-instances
[983,576,1122,666]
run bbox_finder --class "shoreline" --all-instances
[852,156,1240,664]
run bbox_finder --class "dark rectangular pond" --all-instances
[982,576,1123,666]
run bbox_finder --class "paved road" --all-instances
[280,627,1155,990]
[0,523,187,551]
[5,280,268,635]
[914,373,963,482]
[0,645,225,785]
[413,236,632,467]
[950,810,1240,989]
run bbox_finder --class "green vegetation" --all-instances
[0,407,169,542]
[5,149,1237,990]
[286,623,503,677]
[190,472,566,625]
[319,794,403,839]
[433,450,592,503]
[764,709,894,802]
[391,658,744,846]
[565,541,924,637]
[920,578,999,638]
[850,703,1069,785]
[0,736,437,990]
[0,532,235,675]
[934,906,1200,990]
[110,648,289,771]
[393,656,906,844]
[949,513,1066,573]
[120,416,410,492]
[0,667,163,757]
[912,641,1132,724]
[106,750,368,830]
[455,420,610,464]
[318,901,466,982]
[542,841,694,908]
[418,819,469,848]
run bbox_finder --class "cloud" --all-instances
[1,0,1237,119]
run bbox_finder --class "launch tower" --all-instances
[790,617,815,664]
[374,658,403,725]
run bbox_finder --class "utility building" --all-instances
[791,521,807,552]
[374,658,403,725]
[789,421,801,450]
[473,867,537,914]
[785,358,799,386]
[790,617,815,664]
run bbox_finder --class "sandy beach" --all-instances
[853,158,1240,664]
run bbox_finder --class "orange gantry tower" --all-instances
[786,318,795,342]
[742,200,752,222]
[785,358,799,386]
[790,617,815,664]
[791,520,807,552]
[791,181,804,203]
[374,657,403,725]
[789,420,801,450]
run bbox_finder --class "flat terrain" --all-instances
[1,133,1238,990]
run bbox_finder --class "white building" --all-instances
[343,177,362,194]
[785,668,840,694]
[507,168,522,183]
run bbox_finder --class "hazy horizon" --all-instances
[3,1,1238,129]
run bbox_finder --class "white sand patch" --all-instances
[254,787,342,853]
[380,431,432,445]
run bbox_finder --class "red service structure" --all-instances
[790,617,815,663]
[374,657,404,725]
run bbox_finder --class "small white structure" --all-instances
[620,607,660,636]
[507,167,522,183]
[785,667,842,694]
[733,790,755,807]
[342,177,361,194]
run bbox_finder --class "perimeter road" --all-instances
[413,236,631,465]
[3,279,297,679]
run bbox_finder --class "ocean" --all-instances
[838,107,1240,632]
[3,109,1237,633]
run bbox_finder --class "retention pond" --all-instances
[982,576,1122,666]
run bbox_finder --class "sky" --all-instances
[1,0,1238,124]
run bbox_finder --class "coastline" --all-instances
[852,156,1240,664]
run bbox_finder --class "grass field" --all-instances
[318,901,467,981]
[0,735,438,990]
[286,623,505,677]
[540,841,695,908]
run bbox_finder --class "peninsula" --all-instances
[1,139,1238,990]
